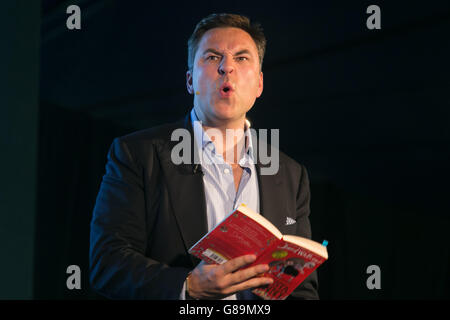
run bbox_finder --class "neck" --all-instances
[196,113,246,133]
[193,108,247,164]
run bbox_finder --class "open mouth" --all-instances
[219,83,234,97]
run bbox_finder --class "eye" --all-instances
[236,56,248,61]
[207,55,220,61]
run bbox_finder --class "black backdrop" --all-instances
[30,0,450,299]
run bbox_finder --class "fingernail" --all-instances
[260,265,269,272]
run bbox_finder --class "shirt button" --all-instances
[224,168,230,174]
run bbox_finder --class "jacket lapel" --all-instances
[256,153,286,231]
[158,115,207,265]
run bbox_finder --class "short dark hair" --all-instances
[187,13,266,71]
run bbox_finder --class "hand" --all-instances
[187,254,273,299]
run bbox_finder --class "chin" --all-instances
[209,99,252,122]
[213,104,240,120]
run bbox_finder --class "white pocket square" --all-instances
[285,217,296,226]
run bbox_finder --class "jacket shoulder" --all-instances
[118,118,185,145]
[110,118,185,166]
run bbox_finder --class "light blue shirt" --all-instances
[180,108,260,300]
[190,108,260,231]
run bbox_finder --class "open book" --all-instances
[189,204,328,300]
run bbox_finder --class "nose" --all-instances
[218,56,234,75]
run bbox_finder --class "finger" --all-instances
[228,264,270,285]
[225,277,274,296]
[221,255,256,274]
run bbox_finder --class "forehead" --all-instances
[197,27,258,54]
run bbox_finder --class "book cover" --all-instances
[251,239,326,300]
[188,205,328,300]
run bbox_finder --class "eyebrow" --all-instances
[234,49,252,56]
[202,48,253,57]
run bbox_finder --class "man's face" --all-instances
[186,27,263,126]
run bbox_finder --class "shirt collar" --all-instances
[190,108,254,159]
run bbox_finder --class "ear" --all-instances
[256,71,264,98]
[186,69,194,95]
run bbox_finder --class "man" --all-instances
[89,13,318,300]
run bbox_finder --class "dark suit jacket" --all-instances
[89,114,319,300]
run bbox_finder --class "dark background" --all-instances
[1,0,449,299]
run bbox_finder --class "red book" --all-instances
[189,204,328,300]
